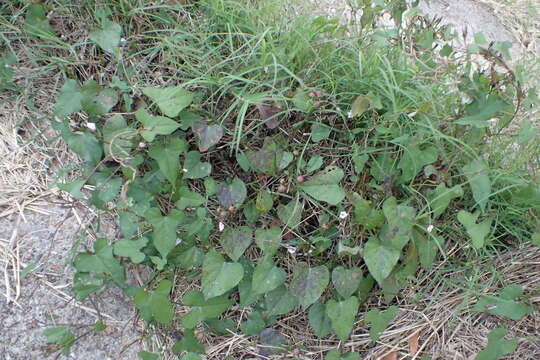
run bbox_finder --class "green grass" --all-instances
[1,0,538,359]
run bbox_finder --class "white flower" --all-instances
[347,110,353,119]
[427,224,434,233]
[339,211,348,219]
[218,222,225,232]
[120,37,127,43]
[86,122,96,131]
[176,238,183,245]
[287,247,296,254]
[138,142,146,148]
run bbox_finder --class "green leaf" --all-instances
[53,121,103,165]
[119,211,138,239]
[172,329,205,354]
[181,353,202,360]
[89,20,122,54]
[90,175,122,210]
[176,188,206,210]
[457,95,507,128]
[24,5,56,38]
[55,79,83,117]
[353,198,385,230]
[351,92,382,117]
[142,86,194,118]
[365,306,398,342]
[255,227,282,256]
[181,290,233,329]
[308,302,332,338]
[363,237,400,285]
[475,328,518,360]
[204,178,217,196]
[532,233,540,246]
[463,159,491,212]
[192,121,224,152]
[182,151,211,179]
[256,190,274,212]
[133,280,174,325]
[113,237,148,264]
[146,209,181,259]
[379,197,416,250]
[518,120,539,144]
[293,89,313,112]
[326,296,359,341]
[240,311,266,335]
[259,328,287,356]
[102,115,134,160]
[428,183,463,218]
[138,351,160,360]
[311,123,332,142]
[290,262,330,308]
[136,108,181,142]
[457,210,492,249]
[397,142,438,183]
[216,178,247,208]
[58,180,85,200]
[236,151,251,171]
[264,286,298,316]
[305,155,324,173]
[332,266,363,298]
[277,200,304,229]
[204,318,235,336]
[148,138,187,184]
[73,238,125,286]
[299,166,345,205]
[251,257,286,295]
[202,250,244,299]
[238,259,261,307]
[220,227,253,262]
[473,285,532,320]
[325,350,361,360]
[352,145,368,174]
[44,326,72,343]
[80,81,118,117]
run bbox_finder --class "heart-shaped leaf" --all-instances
[73,238,125,286]
[81,80,119,117]
[146,208,182,260]
[256,190,274,212]
[463,159,491,212]
[136,108,181,142]
[256,102,282,129]
[142,86,194,118]
[397,141,439,183]
[363,236,400,285]
[305,155,324,173]
[473,285,532,320]
[326,296,359,341]
[148,138,187,184]
[202,250,244,299]
[277,200,304,229]
[89,20,122,54]
[216,177,247,208]
[182,151,211,179]
[457,210,492,249]
[332,266,363,298]
[192,121,224,152]
[264,286,298,316]
[299,166,345,205]
[308,302,332,338]
[133,280,174,325]
[311,122,332,142]
[113,237,148,264]
[54,79,83,117]
[220,227,253,261]
[290,263,330,308]
[176,187,206,210]
[181,290,233,329]
[251,257,286,295]
[365,306,398,341]
[255,227,282,256]
[475,328,518,360]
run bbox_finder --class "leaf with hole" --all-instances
[326,296,359,341]
[148,138,187,184]
[365,306,398,342]
[457,210,492,249]
[192,121,224,152]
[136,108,181,142]
[308,302,332,338]
[290,262,330,308]
[299,166,345,205]
[202,250,244,299]
[255,227,282,256]
[113,237,148,264]
[89,20,122,54]
[251,257,286,295]
[473,285,532,320]
[182,151,211,179]
[133,280,174,325]
[332,266,363,298]
[463,159,491,212]
[142,86,194,118]
[216,177,247,208]
[475,328,518,360]
[181,290,233,329]
[220,227,253,262]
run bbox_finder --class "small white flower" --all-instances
[339,211,348,219]
[287,247,296,254]
[218,222,225,232]
[427,224,434,233]
[182,168,188,173]
[138,142,146,148]
[86,122,96,131]
[120,37,127,43]
[176,238,183,245]
[347,110,353,119]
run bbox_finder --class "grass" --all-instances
[1,0,539,359]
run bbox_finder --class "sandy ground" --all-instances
[0,0,537,359]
